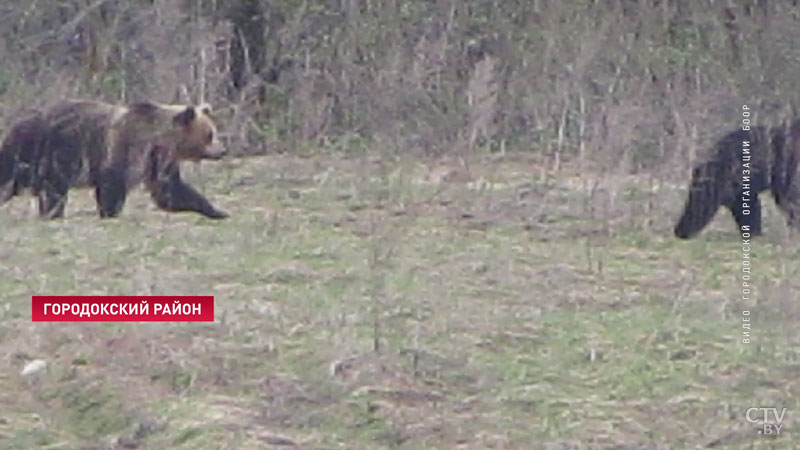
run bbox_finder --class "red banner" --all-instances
[31,296,214,322]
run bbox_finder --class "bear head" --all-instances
[169,102,227,162]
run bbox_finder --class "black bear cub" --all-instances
[674,119,800,239]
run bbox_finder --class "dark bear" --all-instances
[674,119,800,239]
[0,99,229,219]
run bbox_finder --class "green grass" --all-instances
[1,153,798,449]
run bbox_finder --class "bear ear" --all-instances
[173,106,196,127]
[199,103,213,116]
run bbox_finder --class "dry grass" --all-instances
[1,153,799,449]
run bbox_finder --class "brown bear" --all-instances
[674,119,800,239]
[0,99,228,219]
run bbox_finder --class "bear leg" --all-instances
[145,151,227,219]
[0,153,16,204]
[729,193,762,236]
[148,168,227,219]
[773,186,800,231]
[37,177,68,219]
[674,175,722,239]
[1,114,47,205]
[95,167,128,218]
[36,137,85,219]
[151,178,228,219]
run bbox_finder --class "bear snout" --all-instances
[204,143,228,160]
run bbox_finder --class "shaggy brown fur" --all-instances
[0,99,228,219]
[674,119,800,239]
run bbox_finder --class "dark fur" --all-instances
[0,100,228,219]
[674,119,800,239]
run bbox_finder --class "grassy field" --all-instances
[1,153,799,449]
